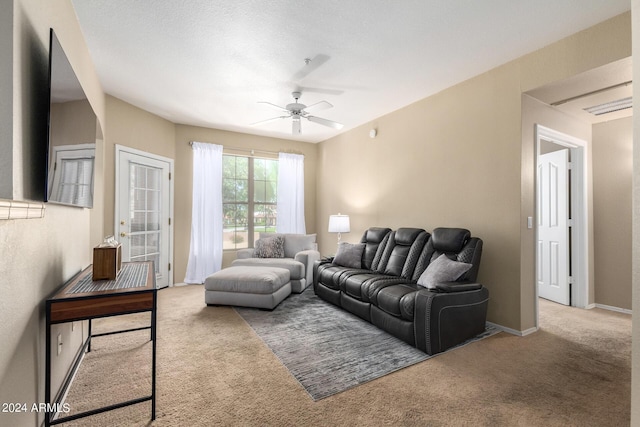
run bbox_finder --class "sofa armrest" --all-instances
[236,248,255,259]
[295,249,321,264]
[414,286,489,355]
[434,281,482,293]
[295,249,321,286]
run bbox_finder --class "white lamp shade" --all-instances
[328,214,350,233]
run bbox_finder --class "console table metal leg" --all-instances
[45,302,51,427]
[151,291,157,420]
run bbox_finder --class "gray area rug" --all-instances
[236,287,499,400]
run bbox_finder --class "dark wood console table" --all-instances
[45,261,157,426]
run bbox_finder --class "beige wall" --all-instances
[102,95,176,239]
[593,117,632,310]
[317,13,630,332]
[49,100,96,152]
[174,125,318,283]
[632,1,640,422]
[318,66,524,330]
[0,1,105,426]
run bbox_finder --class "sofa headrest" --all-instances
[432,228,471,253]
[395,228,426,246]
[364,227,392,244]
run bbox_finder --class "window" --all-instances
[222,154,278,250]
[47,143,95,208]
[56,158,94,206]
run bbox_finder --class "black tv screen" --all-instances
[45,28,97,208]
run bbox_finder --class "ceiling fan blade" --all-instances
[306,115,343,130]
[303,100,333,113]
[250,116,288,126]
[292,118,301,135]
[257,101,289,113]
[292,54,330,81]
[297,86,345,96]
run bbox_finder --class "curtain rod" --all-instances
[188,141,303,157]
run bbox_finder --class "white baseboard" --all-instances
[487,304,631,338]
[592,303,632,315]
[487,321,538,337]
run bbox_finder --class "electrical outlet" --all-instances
[57,333,63,356]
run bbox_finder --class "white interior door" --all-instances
[537,149,570,305]
[117,147,173,288]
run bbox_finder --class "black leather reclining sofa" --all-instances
[313,227,489,355]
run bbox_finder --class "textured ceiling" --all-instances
[71,0,630,143]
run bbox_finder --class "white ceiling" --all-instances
[71,0,631,143]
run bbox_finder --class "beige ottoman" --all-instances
[204,266,291,309]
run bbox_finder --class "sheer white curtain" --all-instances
[276,152,306,234]
[185,142,223,284]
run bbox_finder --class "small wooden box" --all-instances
[93,244,122,280]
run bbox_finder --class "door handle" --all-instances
[120,232,127,238]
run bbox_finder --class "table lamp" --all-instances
[328,213,350,244]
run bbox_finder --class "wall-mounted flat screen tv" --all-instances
[46,28,98,208]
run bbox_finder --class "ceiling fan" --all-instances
[252,91,343,135]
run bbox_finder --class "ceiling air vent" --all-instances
[583,97,632,116]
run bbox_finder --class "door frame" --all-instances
[534,125,589,324]
[114,144,175,287]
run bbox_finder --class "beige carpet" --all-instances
[235,287,498,400]
[57,285,631,426]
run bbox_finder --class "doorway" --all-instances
[535,125,589,315]
[115,145,174,288]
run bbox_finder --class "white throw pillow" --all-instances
[417,254,472,289]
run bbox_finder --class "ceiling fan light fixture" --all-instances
[254,91,342,135]
[584,96,632,116]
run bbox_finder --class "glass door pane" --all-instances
[129,163,162,277]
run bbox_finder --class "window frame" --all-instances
[222,153,278,250]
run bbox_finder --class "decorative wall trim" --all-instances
[0,199,45,220]
[486,321,538,337]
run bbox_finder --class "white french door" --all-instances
[537,149,570,305]
[116,146,173,288]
